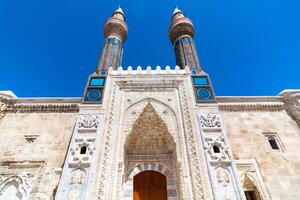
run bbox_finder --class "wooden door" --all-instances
[133,171,167,200]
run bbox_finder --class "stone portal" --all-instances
[123,103,180,200]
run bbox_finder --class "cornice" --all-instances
[218,103,284,112]
[9,103,79,113]
[0,97,80,113]
[216,96,285,111]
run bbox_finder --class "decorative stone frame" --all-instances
[122,162,177,200]
[263,132,285,152]
[95,75,213,200]
[119,99,182,200]
[236,159,271,200]
[0,176,28,199]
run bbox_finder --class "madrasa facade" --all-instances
[0,7,300,200]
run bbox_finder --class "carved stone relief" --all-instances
[69,138,96,166]
[178,84,206,199]
[117,97,190,200]
[0,173,35,199]
[71,169,85,185]
[96,84,118,199]
[124,103,176,155]
[198,112,246,200]
[204,136,230,163]
[199,113,221,129]
[78,114,100,129]
[216,167,230,187]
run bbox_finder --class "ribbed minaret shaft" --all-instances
[96,7,128,72]
[168,8,201,72]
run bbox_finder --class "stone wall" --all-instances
[221,109,300,200]
[0,97,79,199]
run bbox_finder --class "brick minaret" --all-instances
[168,8,201,73]
[96,7,128,72]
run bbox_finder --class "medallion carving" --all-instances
[216,167,230,187]
[71,169,85,185]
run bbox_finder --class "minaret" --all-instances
[169,8,216,103]
[96,7,128,73]
[82,7,128,104]
[168,7,201,73]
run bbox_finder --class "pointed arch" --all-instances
[0,176,27,200]
[124,103,176,155]
[121,99,181,200]
[123,98,181,159]
[125,97,178,121]
[240,173,262,200]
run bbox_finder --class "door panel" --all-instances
[133,171,167,200]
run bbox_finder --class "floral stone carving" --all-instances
[216,167,230,187]
[200,113,221,128]
[71,169,85,185]
[78,114,100,129]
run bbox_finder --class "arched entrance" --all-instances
[133,171,167,200]
[122,102,180,199]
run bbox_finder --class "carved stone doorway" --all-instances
[133,171,167,200]
[123,103,180,200]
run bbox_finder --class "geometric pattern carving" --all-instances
[97,84,118,199]
[69,138,96,167]
[204,136,230,163]
[179,84,205,199]
[198,111,246,199]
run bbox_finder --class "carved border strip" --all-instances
[178,83,205,200]
[97,84,118,199]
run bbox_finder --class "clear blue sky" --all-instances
[0,0,299,97]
